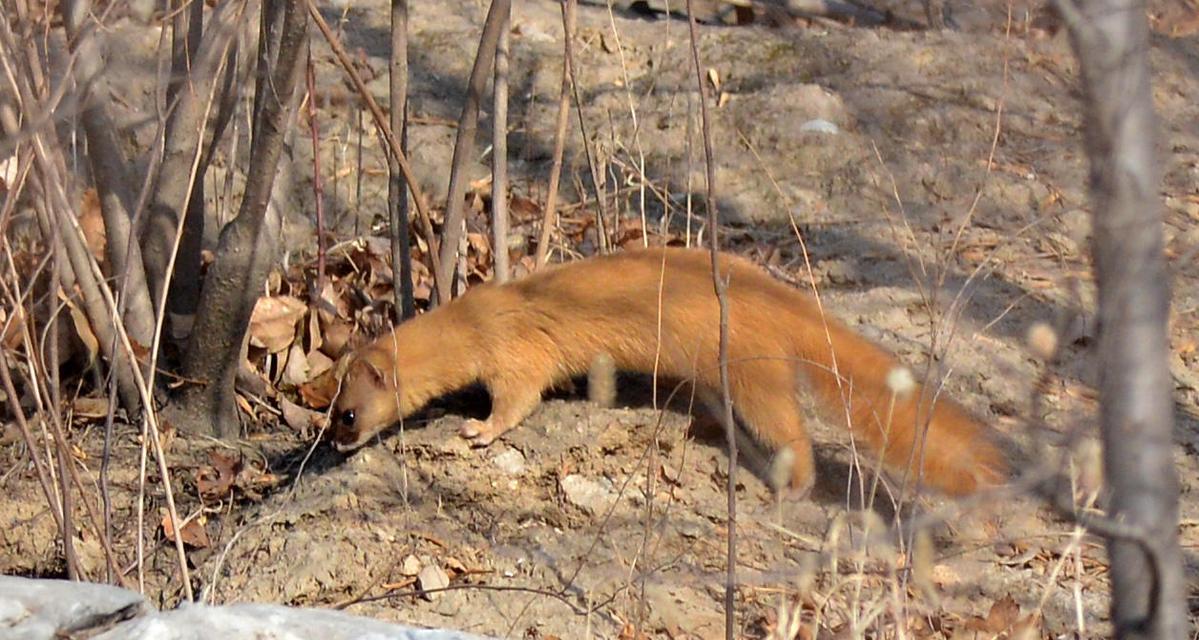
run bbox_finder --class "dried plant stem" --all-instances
[306,53,328,298]
[563,7,609,254]
[0,351,65,540]
[388,0,415,319]
[683,3,736,638]
[63,0,157,348]
[534,0,576,268]
[304,0,444,301]
[437,0,511,299]
[59,199,196,598]
[603,0,648,247]
[490,3,511,283]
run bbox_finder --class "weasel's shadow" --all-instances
[264,372,900,522]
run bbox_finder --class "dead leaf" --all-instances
[78,188,107,268]
[510,194,540,217]
[298,368,339,409]
[241,470,283,497]
[71,396,110,420]
[280,396,325,435]
[235,393,255,420]
[249,295,307,353]
[442,556,467,576]
[317,315,354,359]
[282,344,311,386]
[63,291,99,363]
[129,339,150,364]
[161,512,210,549]
[307,348,334,380]
[0,305,25,349]
[965,594,1021,633]
[466,232,491,256]
[307,310,324,354]
[197,450,242,499]
[707,67,721,92]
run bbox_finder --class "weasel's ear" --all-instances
[361,358,387,385]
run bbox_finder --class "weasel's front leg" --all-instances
[458,376,545,447]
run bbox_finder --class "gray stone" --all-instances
[0,576,490,640]
[559,474,617,515]
[0,576,145,640]
[94,602,487,639]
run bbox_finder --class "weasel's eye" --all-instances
[339,410,355,427]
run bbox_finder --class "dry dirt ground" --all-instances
[4,0,1199,638]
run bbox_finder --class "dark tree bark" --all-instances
[62,0,156,349]
[435,0,510,303]
[0,62,142,414]
[176,0,308,437]
[142,0,242,324]
[388,0,415,320]
[1053,0,1187,635]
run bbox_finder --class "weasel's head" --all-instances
[329,351,401,452]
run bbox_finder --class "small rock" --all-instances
[417,563,450,602]
[820,259,858,285]
[677,520,706,539]
[434,591,466,618]
[490,447,526,475]
[559,474,616,515]
[799,118,839,134]
[400,554,422,577]
[1174,227,1199,262]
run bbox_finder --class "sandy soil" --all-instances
[3,0,1199,637]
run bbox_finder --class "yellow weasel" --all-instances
[330,247,1007,497]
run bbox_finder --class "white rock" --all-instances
[490,447,526,475]
[400,554,423,577]
[417,563,451,602]
[799,118,840,135]
[559,474,616,515]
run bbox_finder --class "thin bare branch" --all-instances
[534,0,576,268]
[304,0,444,302]
[436,0,511,300]
[684,3,737,638]
[388,0,415,319]
[490,3,511,284]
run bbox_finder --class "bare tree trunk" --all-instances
[1053,0,1187,635]
[388,0,415,320]
[435,0,510,302]
[2,118,143,413]
[62,0,156,349]
[176,0,308,437]
[142,0,244,326]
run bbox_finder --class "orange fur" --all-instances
[331,247,1007,497]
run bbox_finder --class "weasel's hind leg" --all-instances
[728,364,817,499]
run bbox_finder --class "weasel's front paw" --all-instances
[458,418,501,447]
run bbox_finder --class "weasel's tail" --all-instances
[797,318,1008,497]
